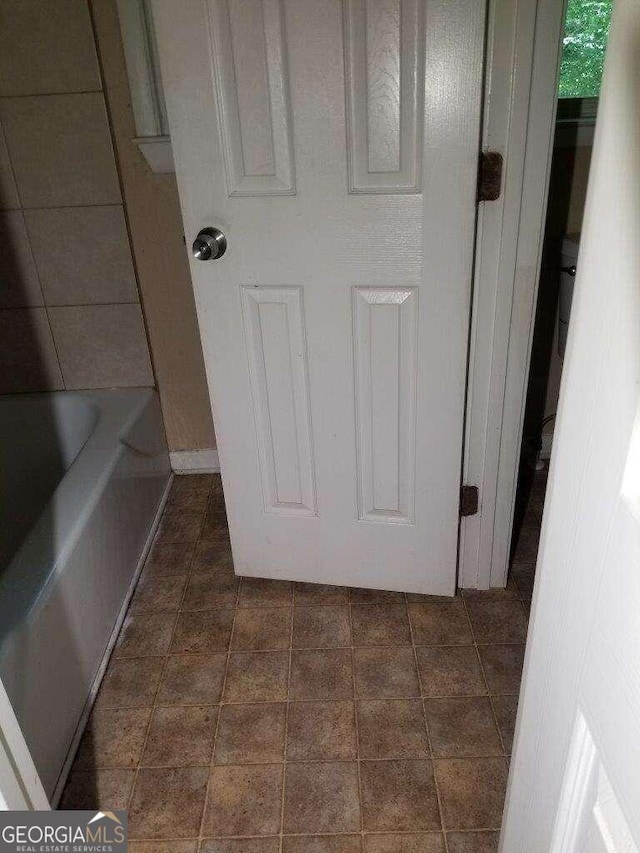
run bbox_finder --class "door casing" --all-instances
[460,0,569,589]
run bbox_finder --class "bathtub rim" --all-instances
[0,388,164,649]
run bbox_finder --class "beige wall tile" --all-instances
[0,94,121,208]
[91,0,216,452]
[49,304,153,389]
[0,120,19,210]
[0,308,63,393]
[26,205,138,305]
[0,1,100,97]
[0,211,44,307]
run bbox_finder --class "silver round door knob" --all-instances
[192,227,227,261]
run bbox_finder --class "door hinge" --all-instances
[460,485,479,517]
[477,151,503,202]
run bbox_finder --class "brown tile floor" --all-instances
[62,471,544,853]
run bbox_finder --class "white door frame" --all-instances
[460,0,567,588]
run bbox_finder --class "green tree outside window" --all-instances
[558,0,613,98]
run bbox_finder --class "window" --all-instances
[558,0,613,99]
[116,0,174,173]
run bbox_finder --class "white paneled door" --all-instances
[152,0,485,594]
[501,0,640,847]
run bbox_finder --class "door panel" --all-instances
[152,0,485,594]
[553,712,638,853]
[344,0,424,192]
[241,286,316,516]
[501,0,640,846]
[353,287,418,524]
[209,0,295,196]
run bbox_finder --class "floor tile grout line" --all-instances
[196,606,237,846]
[406,591,448,853]
[278,593,295,852]
[98,691,520,713]
[196,483,240,850]
[79,473,524,834]
[137,589,530,612]
[114,639,529,653]
[347,584,365,843]
[126,478,213,812]
[127,827,502,842]
[460,595,510,764]
[131,750,512,770]
[130,477,212,818]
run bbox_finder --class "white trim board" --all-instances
[116,0,175,173]
[135,135,174,173]
[488,0,567,589]
[116,0,168,137]
[170,449,220,474]
[460,0,566,588]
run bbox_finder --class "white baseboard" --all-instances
[170,448,220,473]
[540,432,554,460]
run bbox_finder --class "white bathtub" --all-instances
[0,389,170,801]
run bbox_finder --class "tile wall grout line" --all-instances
[43,300,66,390]
[406,591,449,853]
[0,89,105,99]
[41,301,143,310]
[11,203,61,387]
